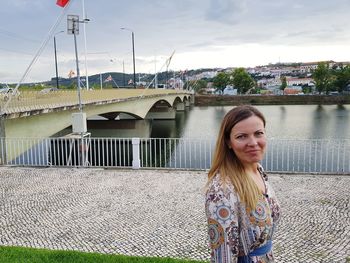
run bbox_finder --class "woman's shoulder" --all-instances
[206,172,236,195]
[206,173,240,209]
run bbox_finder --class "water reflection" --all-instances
[150,107,191,138]
[279,106,286,125]
[333,105,349,138]
[53,105,350,140]
[311,105,329,139]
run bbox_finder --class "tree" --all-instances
[312,62,333,94]
[212,72,230,92]
[184,79,207,93]
[331,65,350,93]
[194,79,208,93]
[280,76,287,94]
[302,84,312,94]
[230,68,256,94]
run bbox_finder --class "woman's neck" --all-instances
[243,163,259,175]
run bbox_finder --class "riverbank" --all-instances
[194,94,350,106]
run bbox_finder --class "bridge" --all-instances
[0,88,193,139]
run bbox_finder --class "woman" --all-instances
[205,105,281,263]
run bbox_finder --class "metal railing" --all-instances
[0,137,349,174]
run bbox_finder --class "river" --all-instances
[74,104,350,140]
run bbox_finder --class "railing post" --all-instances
[0,116,7,165]
[132,137,140,169]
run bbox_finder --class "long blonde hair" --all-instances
[208,105,266,210]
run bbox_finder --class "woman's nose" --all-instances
[247,136,258,146]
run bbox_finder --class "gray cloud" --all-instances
[2,0,350,82]
[205,0,247,24]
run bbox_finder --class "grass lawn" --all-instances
[0,246,208,263]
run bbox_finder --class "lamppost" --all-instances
[122,60,126,87]
[121,27,136,88]
[67,15,89,112]
[53,30,64,89]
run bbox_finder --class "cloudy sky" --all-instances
[1,0,350,83]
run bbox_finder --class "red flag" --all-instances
[68,70,75,78]
[104,75,113,82]
[56,0,69,7]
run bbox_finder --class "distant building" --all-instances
[167,78,184,89]
[265,85,283,95]
[223,86,237,95]
[286,77,314,86]
[284,87,303,95]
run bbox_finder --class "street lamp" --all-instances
[121,27,136,88]
[67,15,90,112]
[53,30,64,89]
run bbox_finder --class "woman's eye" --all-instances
[256,131,265,136]
[236,135,246,139]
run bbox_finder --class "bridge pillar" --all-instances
[190,95,195,104]
[175,102,185,111]
[185,99,190,107]
[145,106,176,120]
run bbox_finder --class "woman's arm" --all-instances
[205,179,240,263]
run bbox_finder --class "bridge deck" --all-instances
[0,89,191,116]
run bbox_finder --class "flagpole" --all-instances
[154,55,158,88]
[82,0,89,90]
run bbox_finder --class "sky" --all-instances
[1,0,350,83]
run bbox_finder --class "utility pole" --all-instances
[121,27,136,88]
[53,31,64,89]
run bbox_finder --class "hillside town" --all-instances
[183,60,350,95]
[2,60,350,97]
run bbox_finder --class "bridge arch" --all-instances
[84,96,182,121]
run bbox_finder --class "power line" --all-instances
[0,47,34,56]
[0,28,41,43]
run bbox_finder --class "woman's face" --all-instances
[228,115,266,166]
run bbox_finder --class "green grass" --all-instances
[0,246,208,263]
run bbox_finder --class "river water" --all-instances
[51,104,350,139]
[87,104,349,140]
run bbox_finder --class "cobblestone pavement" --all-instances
[0,167,349,263]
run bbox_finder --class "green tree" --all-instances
[280,76,287,94]
[194,79,208,93]
[302,84,312,94]
[331,65,350,93]
[184,79,207,93]
[212,72,230,92]
[230,68,255,94]
[313,62,333,94]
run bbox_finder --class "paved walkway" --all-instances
[0,167,349,262]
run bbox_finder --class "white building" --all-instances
[223,86,237,95]
[167,78,184,89]
[286,77,314,86]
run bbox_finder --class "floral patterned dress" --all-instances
[205,167,281,263]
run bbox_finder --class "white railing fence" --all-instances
[0,137,349,174]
